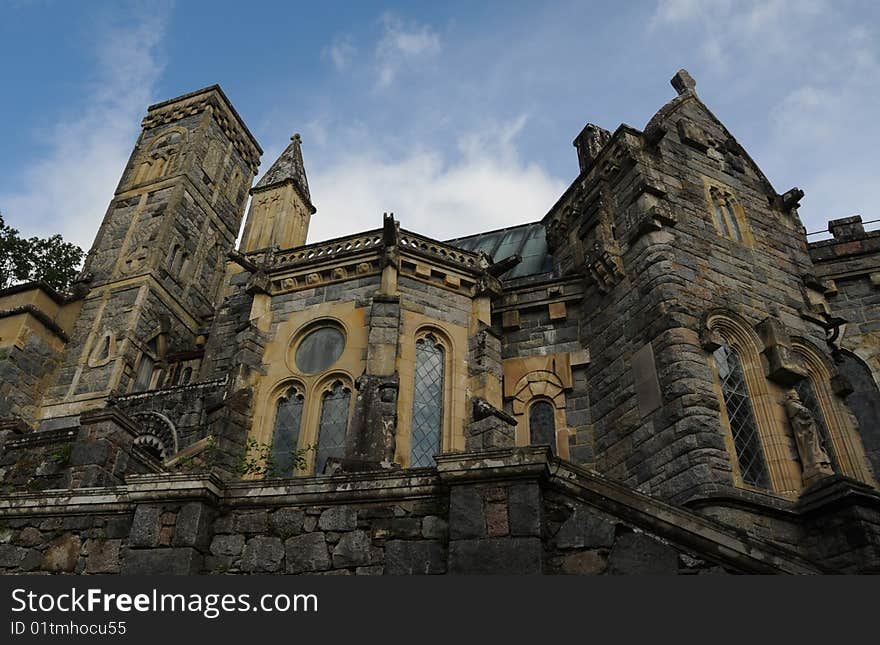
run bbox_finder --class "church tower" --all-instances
[240,133,315,252]
[37,86,262,426]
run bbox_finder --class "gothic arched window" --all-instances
[272,387,305,477]
[713,343,770,487]
[528,400,556,455]
[315,380,351,474]
[410,334,445,468]
[708,186,747,243]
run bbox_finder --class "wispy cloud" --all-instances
[374,13,442,89]
[305,116,564,243]
[322,35,356,72]
[0,4,169,250]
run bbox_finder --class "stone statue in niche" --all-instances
[784,390,834,486]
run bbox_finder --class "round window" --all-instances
[295,326,345,374]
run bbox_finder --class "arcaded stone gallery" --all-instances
[1,70,878,574]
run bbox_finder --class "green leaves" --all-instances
[0,212,84,292]
[236,437,315,478]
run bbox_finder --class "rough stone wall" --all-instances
[544,87,840,506]
[0,321,64,423]
[809,218,880,476]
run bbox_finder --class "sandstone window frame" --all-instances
[313,376,354,475]
[791,339,876,485]
[526,397,558,456]
[409,332,446,468]
[702,178,753,246]
[705,311,800,495]
[396,326,457,469]
[510,371,571,460]
[270,381,306,478]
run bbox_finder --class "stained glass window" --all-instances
[794,379,838,471]
[529,401,556,455]
[315,381,350,474]
[713,344,770,487]
[271,388,305,476]
[410,335,445,468]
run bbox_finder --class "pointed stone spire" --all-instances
[252,133,315,214]
[240,133,316,252]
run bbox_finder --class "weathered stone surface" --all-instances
[422,515,448,540]
[449,487,485,539]
[40,534,82,573]
[233,510,268,534]
[18,526,42,547]
[385,540,446,575]
[129,505,161,548]
[173,502,210,548]
[241,536,284,573]
[210,534,245,557]
[332,530,372,568]
[607,532,679,575]
[449,537,542,575]
[559,550,607,575]
[84,538,122,574]
[271,508,305,538]
[508,484,541,537]
[556,506,616,549]
[285,533,330,574]
[123,547,202,575]
[319,506,357,532]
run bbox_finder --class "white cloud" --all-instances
[374,13,442,89]
[0,6,168,250]
[322,35,356,72]
[305,117,564,243]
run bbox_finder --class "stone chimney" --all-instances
[828,215,865,241]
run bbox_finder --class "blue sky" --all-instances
[1,0,878,249]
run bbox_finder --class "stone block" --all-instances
[448,537,542,574]
[285,532,330,574]
[123,547,203,575]
[449,486,485,539]
[129,505,161,548]
[606,532,679,575]
[40,534,82,573]
[319,506,357,532]
[555,506,616,549]
[210,534,245,557]
[331,530,372,568]
[422,515,448,540]
[173,502,211,548]
[84,539,122,574]
[508,484,542,537]
[233,510,268,534]
[385,540,447,575]
[271,508,305,538]
[241,536,284,573]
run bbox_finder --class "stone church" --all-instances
[1,70,879,574]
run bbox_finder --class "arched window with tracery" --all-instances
[410,334,445,467]
[713,342,770,487]
[315,380,351,474]
[272,386,305,476]
[528,400,556,456]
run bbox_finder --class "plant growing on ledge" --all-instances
[235,437,315,478]
[0,211,84,291]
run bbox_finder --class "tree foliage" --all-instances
[0,212,84,292]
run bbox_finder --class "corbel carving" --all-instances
[755,317,807,386]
